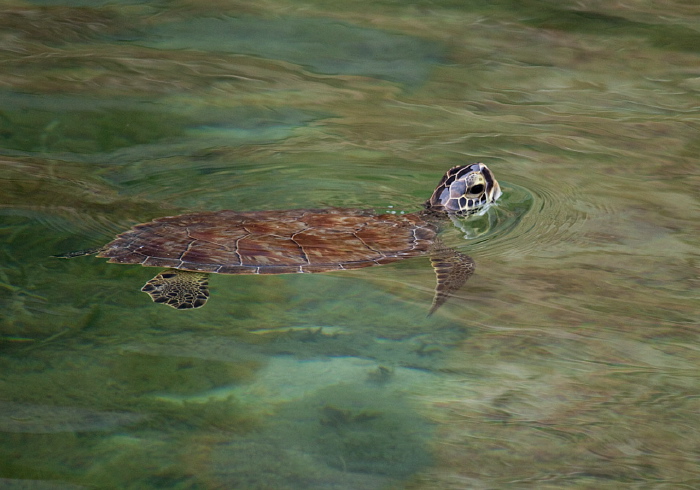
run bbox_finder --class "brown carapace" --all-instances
[60,163,501,313]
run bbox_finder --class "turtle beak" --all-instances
[490,179,502,202]
[479,164,502,203]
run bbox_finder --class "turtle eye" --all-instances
[469,184,484,195]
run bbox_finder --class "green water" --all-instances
[1,1,698,488]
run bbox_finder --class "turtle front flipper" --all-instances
[429,247,475,315]
[141,269,210,309]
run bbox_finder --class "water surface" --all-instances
[1,0,698,488]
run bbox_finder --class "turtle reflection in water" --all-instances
[60,163,501,314]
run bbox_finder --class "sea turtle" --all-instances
[59,163,501,314]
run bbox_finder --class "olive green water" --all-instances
[1,1,698,488]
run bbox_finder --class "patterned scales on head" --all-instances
[62,163,502,313]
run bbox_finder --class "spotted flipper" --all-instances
[141,269,210,309]
[429,248,475,315]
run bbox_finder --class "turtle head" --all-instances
[426,163,502,215]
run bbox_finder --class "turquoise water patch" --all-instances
[201,359,435,487]
[181,105,324,146]
[0,93,321,157]
[139,16,445,86]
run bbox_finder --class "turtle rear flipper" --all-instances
[429,247,475,315]
[141,269,210,309]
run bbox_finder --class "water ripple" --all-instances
[447,174,596,258]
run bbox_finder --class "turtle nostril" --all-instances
[469,184,484,195]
